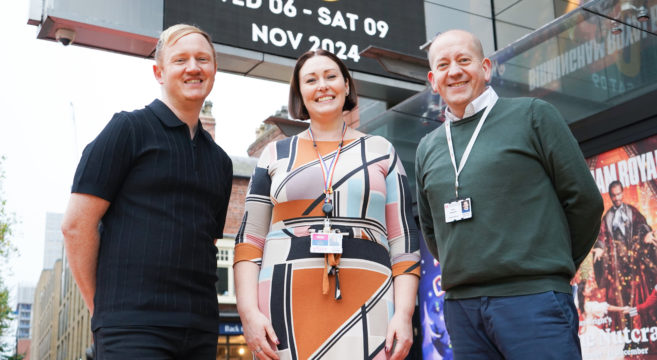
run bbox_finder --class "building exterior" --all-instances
[30,210,93,360]
[42,213,63,270]
[246,106,360,158]
[30,260,62,360]
[16,285,35,340]
[16,338,31,360]
[15,285,35,360]
[55,254,91,360]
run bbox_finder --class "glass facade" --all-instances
[493,0,657,124]
[16,302,33,340]
[217,331,253,359]
[363,0,657,201]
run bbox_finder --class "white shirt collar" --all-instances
[445,87,498,122]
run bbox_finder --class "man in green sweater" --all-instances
[415,29,603,359]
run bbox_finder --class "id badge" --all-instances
[310,232,343,253]
[460,198,472,219]
[444,197,473,223]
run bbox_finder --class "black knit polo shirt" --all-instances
[72,99,232,332]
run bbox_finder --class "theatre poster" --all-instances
[579,134,657,359]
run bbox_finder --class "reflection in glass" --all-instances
[362,0,657,198]
[491,0,657,123]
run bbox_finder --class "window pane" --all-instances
[229,335,246,344]
[426,0,491,17]
[216,267,228,294]
[495,21,533,49]
[495,0,555,30]
[424,3,495,55]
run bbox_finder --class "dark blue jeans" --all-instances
[93,325,217,360]
[444,291,581,360]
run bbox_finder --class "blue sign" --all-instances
[219,323,244,335]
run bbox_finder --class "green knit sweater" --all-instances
[415,97,603,299]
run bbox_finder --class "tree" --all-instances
[0,156,17,355]
[0,289,11,355]
[0,156,13,259]
[3,354,24,360]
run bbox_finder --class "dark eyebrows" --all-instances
[301,68,340,79]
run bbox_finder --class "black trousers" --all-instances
[93,325,217,360]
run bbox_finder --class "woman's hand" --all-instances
[234,261,280,359]
[385,312,413,360]
[241,307,280,360]
[385,273,419,360]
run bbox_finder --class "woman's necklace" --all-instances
[307,122,347,218]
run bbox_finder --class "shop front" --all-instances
[217,323,253,360]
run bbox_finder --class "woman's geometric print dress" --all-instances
[234,134,420,359]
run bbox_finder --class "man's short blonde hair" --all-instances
[154,24,215,65]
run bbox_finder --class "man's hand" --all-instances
[591,248,604,262]
[643,230,657,246]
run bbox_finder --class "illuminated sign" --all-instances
[164,0,426,78]
[219,323,244,335]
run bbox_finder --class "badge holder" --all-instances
[442,99,495,225]
[311,198,343,300]
[307,124,347,300]
[311,197,343,254]
[444,197,472,223]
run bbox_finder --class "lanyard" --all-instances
[445,99,497,198]
[308,122,347,208]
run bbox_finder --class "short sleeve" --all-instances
[71,112,136,202]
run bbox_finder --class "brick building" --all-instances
[246,106,359,158]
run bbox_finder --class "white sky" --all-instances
[0,1,289,294]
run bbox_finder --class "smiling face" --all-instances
[427,30,491,118]
[298,55,349,121]
[153,32,216,108]
[610,184,624,208]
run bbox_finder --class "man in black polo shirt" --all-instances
[61,24,232,359]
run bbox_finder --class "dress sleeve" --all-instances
[531,99,604,268]
[384,143,421,278]
[415,137,440,261]
[233,143,274,266]
[72,112,136,202]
